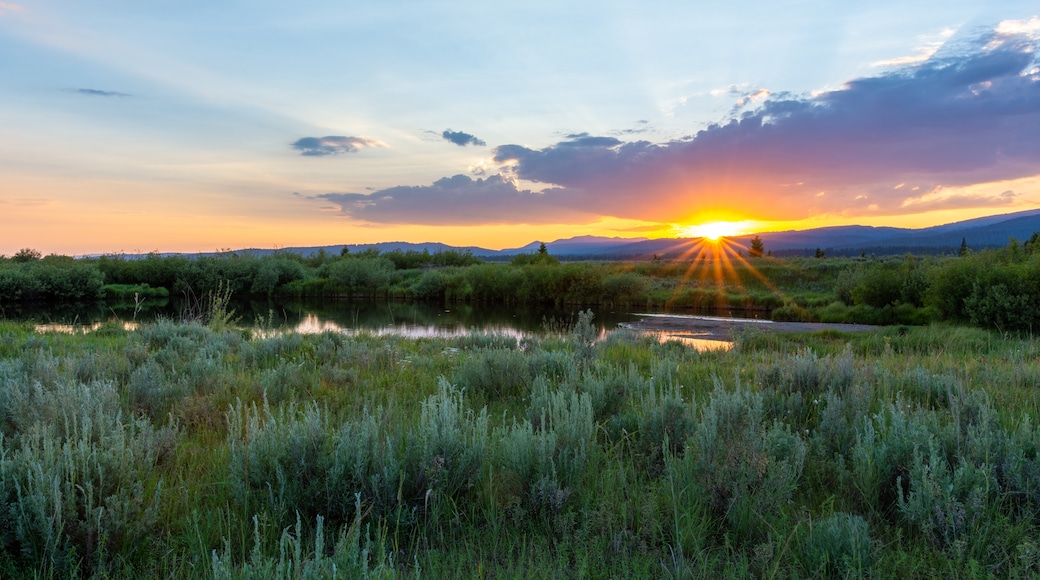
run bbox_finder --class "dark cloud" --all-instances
[317,175,592,225]
[560,133,623,147]
[441,129,486,147]
[67,88,131,97]
[311,22,1040,225]
[290,136,382,156]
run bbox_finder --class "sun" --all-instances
[676,221,746,241]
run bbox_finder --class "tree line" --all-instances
[3,234,1040,332]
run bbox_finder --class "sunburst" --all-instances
[664,235,793,315]
[676,221,746,241]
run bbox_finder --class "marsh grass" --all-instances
[1,317,1039,577]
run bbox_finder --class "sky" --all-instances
[1,1,1039,256]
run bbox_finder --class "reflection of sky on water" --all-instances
[27,304,735,353]
[34,321,140,334]
[637,329,734,351]
[291,313,525,340]
[246,314,734,352]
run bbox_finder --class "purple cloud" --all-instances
[317,174,592,225]
[315,22,1040,225]
[291,136,382,156]
[441,129,486,147]
[492,23,1040,221]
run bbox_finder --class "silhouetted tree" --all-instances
[814,248,826,259]
[959,237,970,257]
[12,248,42,263]
[749,236,765,258]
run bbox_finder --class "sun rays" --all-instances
[664,236,794,313]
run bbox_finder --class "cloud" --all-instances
[290,135,384,157]
[491,21,1040,222]
[310,21,1040,226]
[0,2,24,15]
[872,28,955,68]
[66,88,131,97]
[317,174,592,225]
[897,188,1019,213]
[441,129,486,147]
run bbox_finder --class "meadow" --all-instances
[1,308,1039,577]
[2,239,1040,577]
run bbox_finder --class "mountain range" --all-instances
[158,208,1040,260]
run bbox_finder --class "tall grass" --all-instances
[1,317,1040,577]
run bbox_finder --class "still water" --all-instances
[12,298,735,350]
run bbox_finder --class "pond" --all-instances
[10,298,748,351]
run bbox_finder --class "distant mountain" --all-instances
[226,241,501,258]
[109,208,1040,261]
[532,209,1040,259]
[504,235,652,256]
[855,213,1040,251]
[282,242,500,258]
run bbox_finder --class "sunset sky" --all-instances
[2,1,1039,256]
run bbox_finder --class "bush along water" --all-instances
[5,234,1040,335]
[1,316,1040,576]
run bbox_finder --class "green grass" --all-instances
[1,317,1039,577]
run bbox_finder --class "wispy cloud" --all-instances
[0,2,24,15]
[66,88,131,97]
[441,129,486,147]
[872,28,956,67]
[290,135,385,157]
[310,21,1040,225]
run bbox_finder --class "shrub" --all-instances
[668,384,806,544]
[1001,417,1040,523]
[580,364,646,422]
[896,438,997,552]
[259,360,317,405]
[571,309,597,373]
[851,266,902,308]
[128,359,190,417]
[635,378,693,476]
[2,380,173,575]
[325,407,409,522]
[416,379,489,510]
[210,502,396,579]
[453,348,530,399]
[493,418,562,515]
[799,512,872,577]
[226,399,331,528]
[411,269,449,301]
[964,281,1040,333]
[845,401,939,519]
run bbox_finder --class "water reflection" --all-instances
[286,313,529,342]
[19,299,743,352]
[638,330,733,351]
[33,321,140,334]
